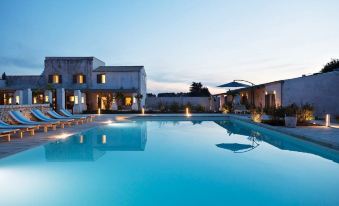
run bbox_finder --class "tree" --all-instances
[189,82,211,97]
[2,72,6,80]
[321,59,339,73]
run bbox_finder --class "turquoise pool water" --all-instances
[0,120,338,206]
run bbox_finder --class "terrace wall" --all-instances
[0,104,50,124]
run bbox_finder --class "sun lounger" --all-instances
[47,110,82,125]
[0,128,19,141]
[59,109,93,122]
[31,109,72,128]
[0,120,37,137]
[9,111,56,132]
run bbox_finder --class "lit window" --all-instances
[45,96,49,102]
[15,96,20,104]
[125,97,132,106]
[74,96,79,104]
[53,75,60,84]
[101,74,106,83]
[78,75,84,84]
[8,97,12,104]
[81,97,85,104]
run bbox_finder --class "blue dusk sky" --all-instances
[0,0,338,94]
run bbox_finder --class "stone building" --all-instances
[216,70,339,117]
[0,57,147,113]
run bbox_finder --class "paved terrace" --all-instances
[227,114,339,150]
[0,114,134,159]
[0,113,338,159]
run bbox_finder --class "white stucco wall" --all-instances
[282,71,339,117]
[92,71,140,90]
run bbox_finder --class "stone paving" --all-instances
[0,114,128,159]
[227,114,339,150]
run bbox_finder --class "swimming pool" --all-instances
[0,119,338,205]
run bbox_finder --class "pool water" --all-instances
[0,120,338,206]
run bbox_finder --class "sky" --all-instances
[0,0,338,94]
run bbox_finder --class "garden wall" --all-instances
[146,97,219,111]
[282,71,339,117]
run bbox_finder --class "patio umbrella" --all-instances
[217,81,250,88]
[216,143,257,153]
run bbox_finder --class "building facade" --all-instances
[0,57,147,113]
[217,70,339,117]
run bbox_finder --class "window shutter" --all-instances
[48,75,53,83]
[97,74,101,83]
[83,75,86,83]
[59,75,62,83]
[73,75,77,83]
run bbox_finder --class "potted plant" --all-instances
[284,104,298,128]
[251,107,263,123]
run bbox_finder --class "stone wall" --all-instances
[0,104,50,124]
[282,71,339,117]
[146,97,216,111]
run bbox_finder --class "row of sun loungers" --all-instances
[0,109,94,142]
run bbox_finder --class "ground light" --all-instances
[141,107,145,115]
[185,107,191,117]
[325,114,330,127]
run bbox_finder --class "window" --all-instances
[125,97,132,106]
[73,74,86,84]
[97,74,106,84]
[48,74,62,84]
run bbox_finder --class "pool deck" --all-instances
[0,113,338,159]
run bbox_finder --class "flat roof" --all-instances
[93,66,144,72]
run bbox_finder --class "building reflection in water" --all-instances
[215,120,339,163]
[44,121,147,162]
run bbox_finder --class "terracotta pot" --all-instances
[285,116,297,128]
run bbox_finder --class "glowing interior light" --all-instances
[141,107,145,115]
[15,96,20,104]
[45,95,49,102]
[74,96,79,104]
[185,107,191,117]
[33,97,37,104]
[325,114,330,127]
[81,97,85,104]
[102,135,106,144]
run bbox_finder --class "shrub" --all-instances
[169,102,180,113]
[264,106,285,121]
[285,104,298,117]
[194,105,205,112]
[251,107,263,123]
[222,103,233,113]
[158,103,167,112]
[298,103,314,123]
